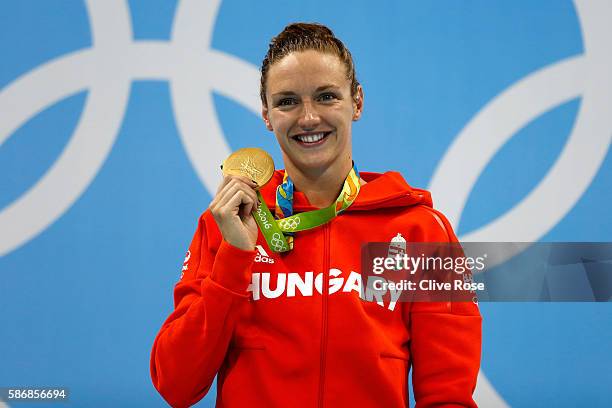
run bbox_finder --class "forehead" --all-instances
[266,50,349,92]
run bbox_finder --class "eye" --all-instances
[318,92,338,102]
[277,97,297,107]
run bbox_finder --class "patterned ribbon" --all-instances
[253,164,361,252]
[274,172,295,249]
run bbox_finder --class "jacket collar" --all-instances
[259,170,432,212]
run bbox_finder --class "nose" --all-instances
[297,100,320,130]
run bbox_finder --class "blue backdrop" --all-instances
[1,1,610,407]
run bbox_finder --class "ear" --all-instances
[262,106,273,131]
[352,84,364,121]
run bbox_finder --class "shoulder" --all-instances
[386,204,458,243]
[353,170,458,242]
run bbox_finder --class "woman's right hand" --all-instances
[209,175,260,251]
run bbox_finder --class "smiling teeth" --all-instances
[296,133,326,143]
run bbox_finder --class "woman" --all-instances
[151,23,481,407]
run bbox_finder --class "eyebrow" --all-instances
[271,84,341,98]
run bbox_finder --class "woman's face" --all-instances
[262,50,363,175]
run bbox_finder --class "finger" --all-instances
[221,190,254,218]
[240,187,257,216]
[240,199,255,219]
[231,174,259,188]
[213,180,240,209]
[220,176,258,199]
[215,174,255,196]
[211,177,233,211]
[220,183,256,210]
[216,175,234,195]
[218,174,258,193]
[217,178,259,211]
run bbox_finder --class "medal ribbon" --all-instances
[253,164,361,252]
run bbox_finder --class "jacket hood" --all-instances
[259,170,432,212]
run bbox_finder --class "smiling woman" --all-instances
[150,22,481,408]
[262,49,363,208]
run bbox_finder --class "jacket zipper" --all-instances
[318,222,331,407]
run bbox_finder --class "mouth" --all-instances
[291,131,332,147]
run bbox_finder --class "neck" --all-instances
[285,159,353,208]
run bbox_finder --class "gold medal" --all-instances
[221,147,275,187]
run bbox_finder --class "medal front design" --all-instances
[222,147,275,187]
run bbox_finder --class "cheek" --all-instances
[329,108,354,129]
[269,111,291,131]
[273,130,291,150]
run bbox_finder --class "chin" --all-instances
[300,161,340,176]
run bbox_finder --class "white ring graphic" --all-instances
[270,232,287,252]
[429,0,611,405]
[0,0,133,256]
[430,0,612,246]
[278,217,301,231]
[0,0,261,256]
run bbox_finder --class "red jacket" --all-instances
[151,170,482,407]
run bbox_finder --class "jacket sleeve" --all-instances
[408,208,482,408]
[150,211,256,408]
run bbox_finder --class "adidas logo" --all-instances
[254,245,275,264]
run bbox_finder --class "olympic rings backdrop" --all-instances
[1,1,610,407]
